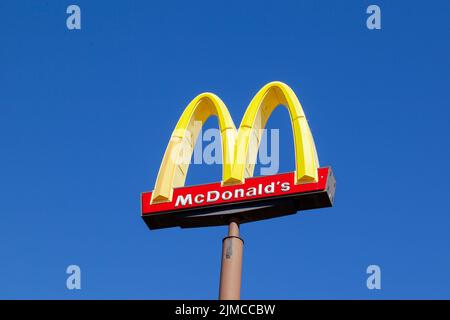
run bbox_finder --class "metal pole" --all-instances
[219,220,244,300]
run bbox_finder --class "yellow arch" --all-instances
[230,81,319,185]
[151,82,319,204]
[151,93,236,204]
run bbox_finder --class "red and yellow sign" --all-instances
[141,81,335,229]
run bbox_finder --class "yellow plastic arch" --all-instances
[151,82,319,204]
[151,93,237,203]
[230,81,319,185]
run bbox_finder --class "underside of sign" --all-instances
[141,167,336,230]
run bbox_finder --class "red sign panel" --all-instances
[143,168,330,215]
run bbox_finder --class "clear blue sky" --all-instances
[1,0,449,299]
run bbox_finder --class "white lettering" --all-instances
[234,188,244,198]
[281,182,290,192]
[207,190,220,202]
[194,194,204,204]
[264,182,275,194]
[222,191,232,200]
[246,187,257,197]
[175,194,192,207]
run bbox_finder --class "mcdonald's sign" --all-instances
[141,82,335,229]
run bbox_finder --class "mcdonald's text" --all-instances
[142,167,335,229]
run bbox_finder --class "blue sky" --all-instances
[0,0,449,299]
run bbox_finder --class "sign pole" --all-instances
[219,220,244,300]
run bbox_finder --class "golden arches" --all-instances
[230,81,319,185]
[151,93,236,203]
[151,82,319,204]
